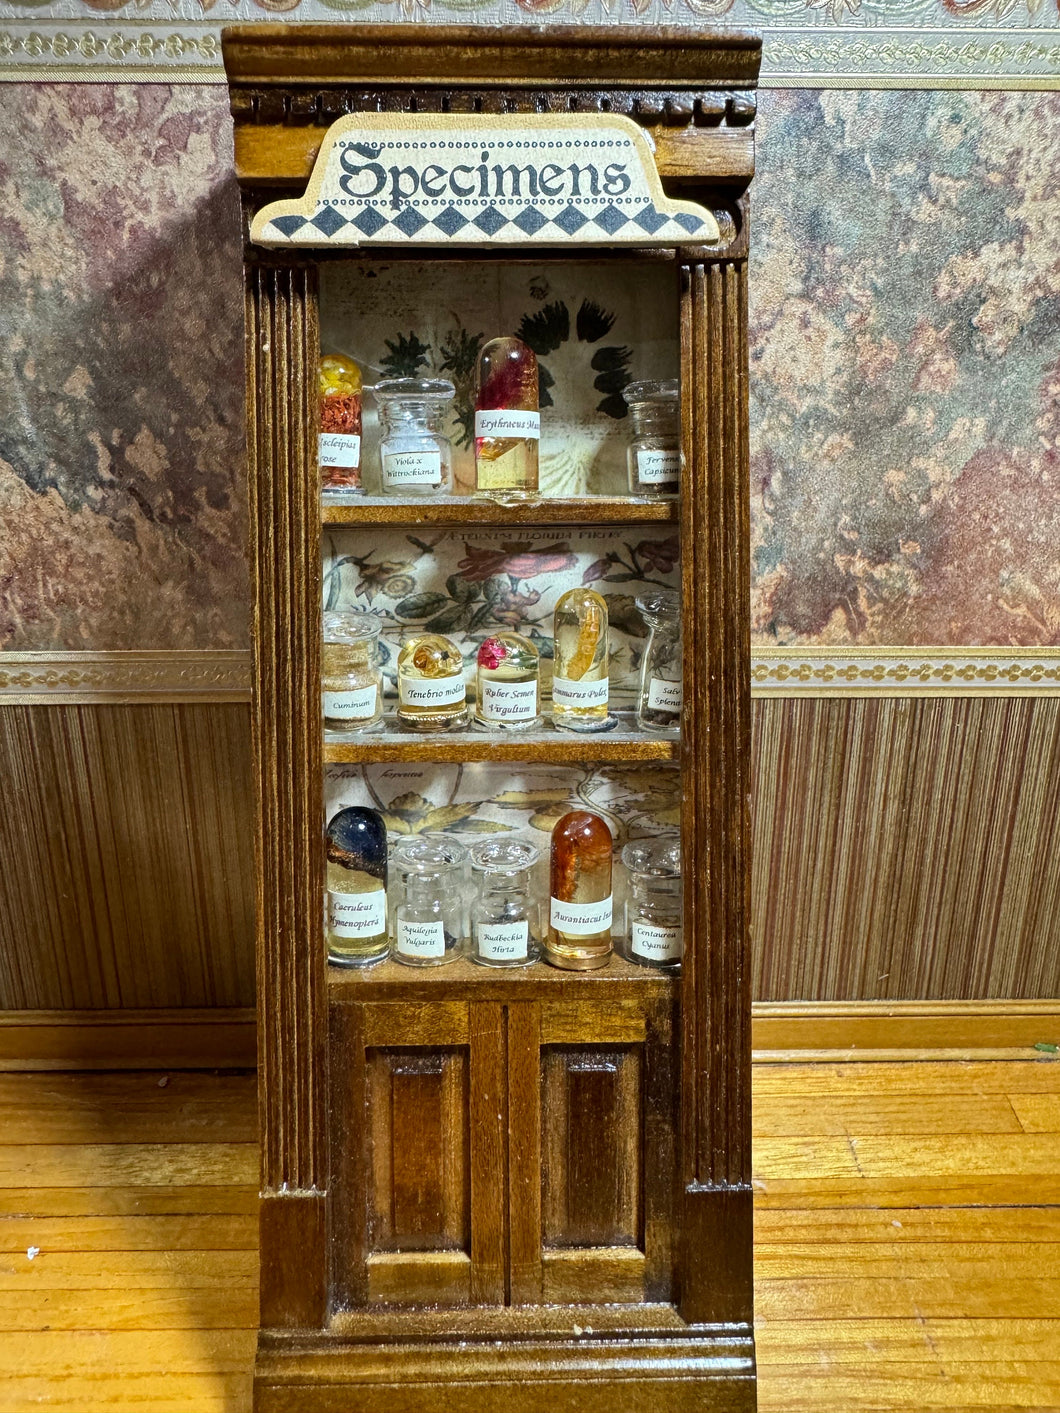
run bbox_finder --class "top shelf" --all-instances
[321,496,677,528]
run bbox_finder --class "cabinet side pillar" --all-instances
[246,259,328,1329]
[677,258,754,1328]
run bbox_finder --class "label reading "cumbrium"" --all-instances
[550,896,613,937]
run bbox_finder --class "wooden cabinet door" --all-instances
[329,999,506,1311]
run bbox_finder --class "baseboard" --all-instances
[0,1008,257,1070]
[0,1001,1057,1071]
[751,999,1060,1061]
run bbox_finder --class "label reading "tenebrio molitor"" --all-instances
[399,675,466,708]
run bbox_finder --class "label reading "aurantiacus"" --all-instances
[550,896,613,937]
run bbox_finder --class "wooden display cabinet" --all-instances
[223,23,760,1412]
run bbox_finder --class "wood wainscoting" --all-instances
[2,695,1060,1012]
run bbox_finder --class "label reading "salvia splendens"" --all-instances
[647,677,682,714]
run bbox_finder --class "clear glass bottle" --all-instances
[474,632,541,732]
[636,589,682,736]
[322,610,383,733]
[546,810,613,970]
[621,834,682,969]
[319,353,363,495]
[469,838,540,968]
[475,336,539,497]
[372,377,455,496]
[626,379,680,498]
[391,836,467,966]
[396,632,469,732]
[552,587,610,732]
[325,806,388,967]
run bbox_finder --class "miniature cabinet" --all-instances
[223,23,760,1412]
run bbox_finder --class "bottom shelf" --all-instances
[326,949,675,999]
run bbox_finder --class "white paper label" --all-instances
[319,432,361,468]
[479,678,538,722]
[637,448,680,484]
[476,919,529,961]
[328,889,386,938]
[399,674,466,708]
[550,896,613,936]
[396,918,446,958]
[552,675,609,709]
[647,677,682,714]
[631,920,683,962]
[382,450,442,488]
[323,684,378,720]
[475,410,540,440]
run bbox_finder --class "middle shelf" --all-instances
[324,710,678,764]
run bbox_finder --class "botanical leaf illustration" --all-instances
[395,591,450,619]
[425,604,472,634]
[517,300,570,356]
[529,807,572,832]
[493,788,572,807]
[381,332,431,377]
[421,804,486,832]
[576,299,617,343]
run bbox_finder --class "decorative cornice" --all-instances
[0,19,1058,88]
[3,648,1060,703]
[0,651,252,705]
[751,647,1060,697]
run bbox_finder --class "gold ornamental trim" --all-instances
[751,646,1060,698]
[0,651,252,705]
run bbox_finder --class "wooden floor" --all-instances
[1,1055,1058,1412]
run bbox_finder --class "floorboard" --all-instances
[0,1053,1056,1412]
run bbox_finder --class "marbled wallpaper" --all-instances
[2,84,1058,651]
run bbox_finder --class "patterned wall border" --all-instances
[0,22,1059,87]
[4,648,1060,704]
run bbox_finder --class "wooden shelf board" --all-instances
[324,713,678,764]
[321,495,678,528]
[327,951,676,1001]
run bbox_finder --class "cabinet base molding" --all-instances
[254,1327,756,1413]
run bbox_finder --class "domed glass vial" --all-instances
[474,632,540,732]
[636,590,682,736]
[372,377,455,496]
[626,379,680,498]
[322,610,383,733]
[474,336,539,497]
[547,811,613,971]
[470,838,540,968]
[318,354,363,495]
[551,588,610,732]
[621,834,682,969]
[325,806,388,967]
[396,632,468,732]
[391,836,467,967]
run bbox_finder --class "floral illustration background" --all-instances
[321,261,678,496]
[324,526,680,692]
[1,85,1060,649]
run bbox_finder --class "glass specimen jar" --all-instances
[322,610,383,733]
[391,836,467,966]
[372,377,455,496]
[636,589,682,736]
[621,834,683,969]
[474,632,541,732]
[396,632,469,732]
[552,588,610,732]
[475,336,539,497]
[546,810,613,970]
[325,806,388,967]
[469,838,540,968]
[625,379,680,498]
[318,353,363,495]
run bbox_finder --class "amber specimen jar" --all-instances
[396,632,469,732]
[474,336,539,497]
[552,587,610,732]
[546,810,613,970]
[318,354,363,495]
[325,806,388,967]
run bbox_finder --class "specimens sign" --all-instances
[251,113,719,249]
